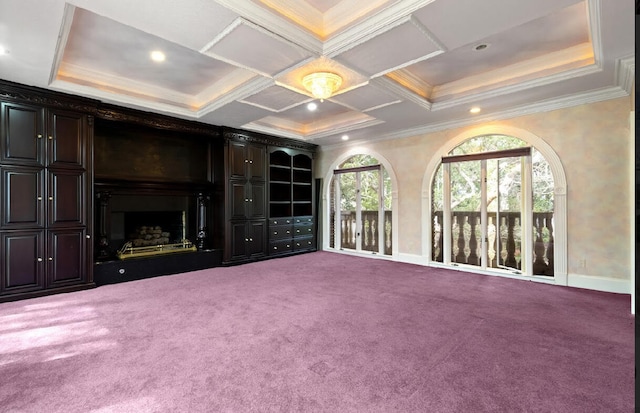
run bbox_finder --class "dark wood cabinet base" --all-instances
[94,249,223,285]
[0,283,96,303]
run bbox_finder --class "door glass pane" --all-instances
[360,170,379,252]
[450,161,481,266]
[339,172,356,250]
[532,149,554,276]
[488,157,522,271]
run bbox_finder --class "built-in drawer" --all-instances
[269,217,292,226]
[293,236,314,251]
[270,238,293,254]
[293,216,313,225]
[270,224,293,240]
[293,224,314,238]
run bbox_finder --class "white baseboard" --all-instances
[567,273,631,294]
[326,249,631,296]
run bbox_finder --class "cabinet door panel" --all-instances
[1,230,44,293]
[229,221,247,260]
[230,181,247,219]
[48,110,85,168]
[229,141,247,179]
[247,220,266,257]
[49,169,84,226]
[1,166,44,229]
[47,228,86,287]
[249,182,265,219]
[248,144,266,181]
[1,102,44,166]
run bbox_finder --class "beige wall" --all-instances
[317,97,632,282]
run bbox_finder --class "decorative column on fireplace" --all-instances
[96,191,112,259]
[196,192,209,250]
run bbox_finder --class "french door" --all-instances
[333,165,385,254]
[442,148,533,275]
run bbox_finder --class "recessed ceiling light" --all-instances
[150,50,166,62]
[473,43,490,51]
[307,102,318,111]
[0,46,9,56]
[341,135,349,141]
[469,107,481,114]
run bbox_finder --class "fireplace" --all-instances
[93,184,222,285]
[96,187,207,261]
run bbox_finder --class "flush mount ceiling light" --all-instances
[469,106,481,114]
[302,72,342,101]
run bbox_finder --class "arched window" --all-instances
[430,134,556,277]
[329,154,393,255]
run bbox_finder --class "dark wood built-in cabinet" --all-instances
[0,80,317,300]
[268,147,316,256]
[224,132,268,263]
[0,90,96,301]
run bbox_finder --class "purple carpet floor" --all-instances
[0,251,634,412]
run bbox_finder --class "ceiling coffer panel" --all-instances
[412,0,585,51]
[332,16,444,78]
[60,7,238,96]
[202,18,315,77]
[240,85,311,112]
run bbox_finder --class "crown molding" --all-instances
[49,3,75,85]
[48,79,198,120]
[324,85,629,150]
[587,0,604,66]
[615,56,635,93]
[56,63,196,107]
[432,43,596,103]
[241,123,306,141]
[305,118,385,140]
[385,70,433,99]
[432,62,602,111]
[370,76,432,111]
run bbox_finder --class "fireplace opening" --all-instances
[102,193,198,260]
[124,211,186,247]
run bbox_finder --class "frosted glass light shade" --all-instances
[302,72,342,100]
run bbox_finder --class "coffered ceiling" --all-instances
[0,0,634,146]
